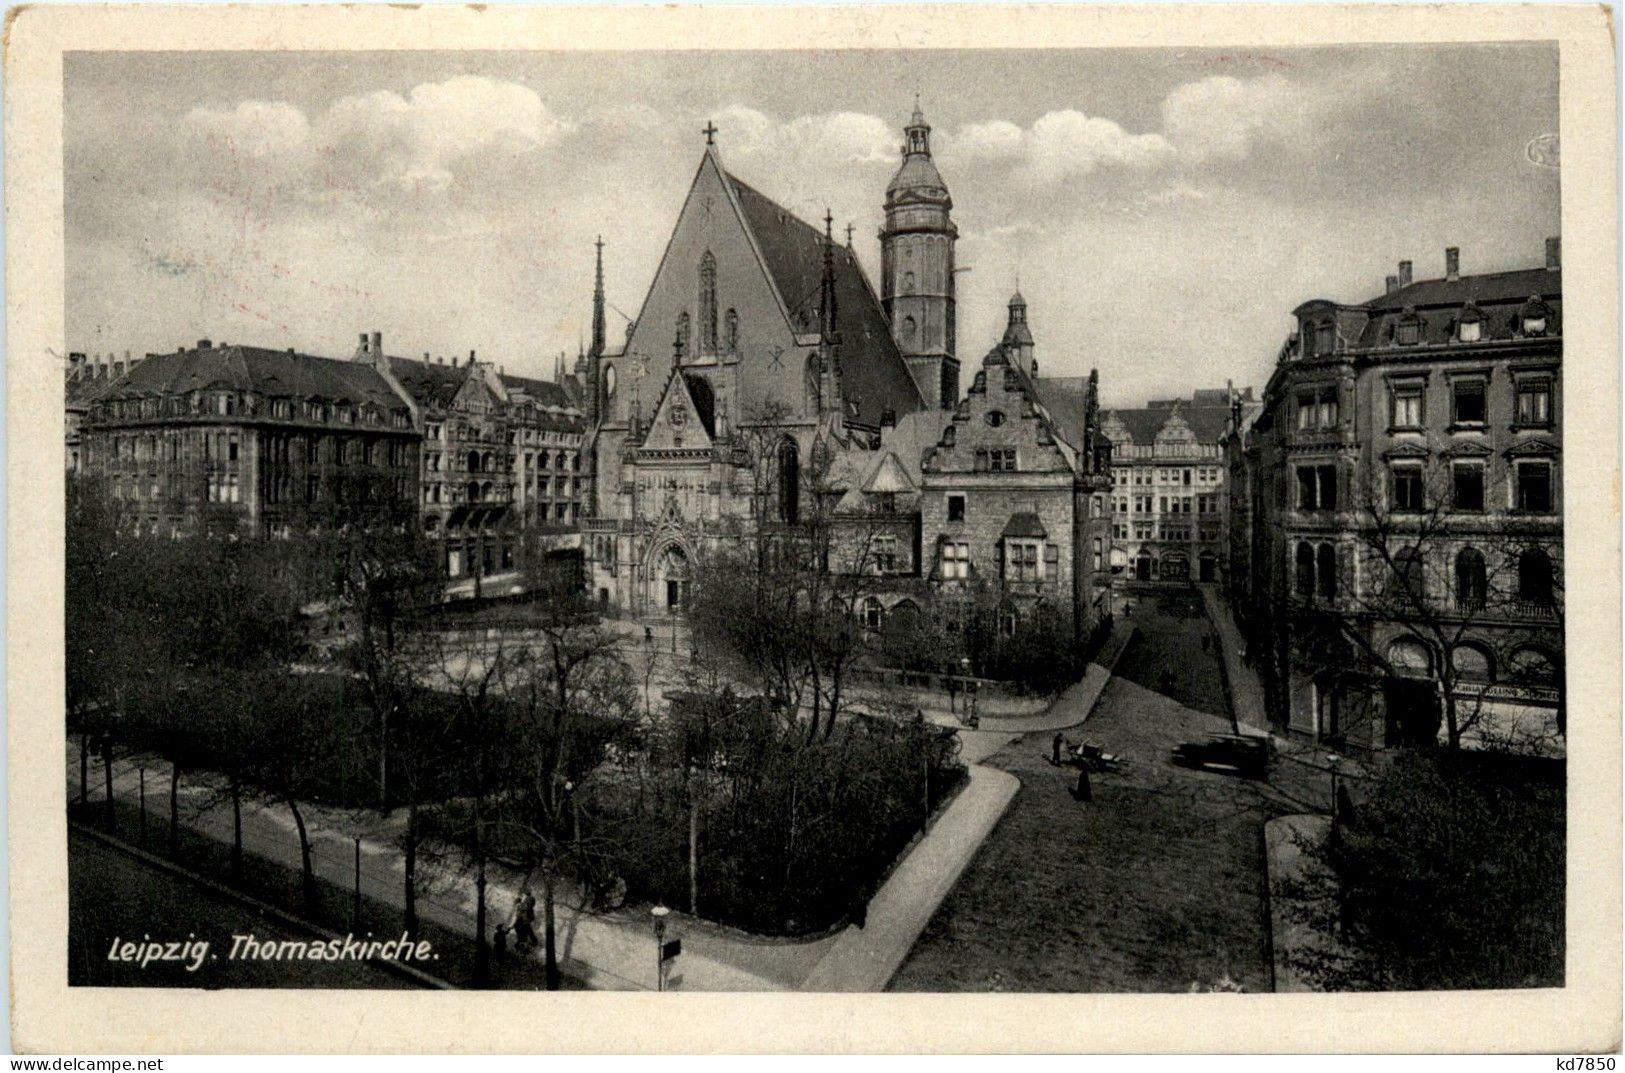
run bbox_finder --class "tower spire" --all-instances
[591,236,606,359]
[819,209,839,339]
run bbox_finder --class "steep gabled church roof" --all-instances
[725,170,925,427]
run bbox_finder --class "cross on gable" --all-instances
[703,121,718,145]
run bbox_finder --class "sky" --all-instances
[65,45,1559,406]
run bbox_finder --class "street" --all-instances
[891,589,1299,992]
[69,828,416,989]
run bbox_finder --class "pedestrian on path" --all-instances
[493,923,509,958]
[1052,732,1064,766]
[1072,767,1092,802]
[511,889,538,953]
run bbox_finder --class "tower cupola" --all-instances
[1003,289,1035,375]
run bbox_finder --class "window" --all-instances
[1452,379,1486,425]
[1318,388,1338,428]
[775,439,800,524]
[1516,461,1553,513]
[941,541,969,580]
[725,308,739,352]
[603,364,617,399]
[1183,469,1192,486]
[1455,547,1487,611]
[947,494,965,523]
[1315,322,1334,354]
[1092,536,1103,572]
[1316,543,1336,601]
[985,410,1005,427]
[1005,540,1041,582]
[862,597,884,631]
[1296,395,1315,431]
[873,536,899,575]
[976,447,1017,472]
[1391,464,1424,512]
[1509,646,1558,684]
[902,316,916,342]
[1458,319,1481,343]
[1517,548,1555,605]
[1391,383,1424,428]
[1297,464,1337,511]
[676,312,691,356]
[698,251,718,352]
[1452,645,1493,682]
[1392,546,1427,605]
[1295,542,1315,598]
[1452,461,1484,511]
[1516,379,1553,426]
[1395,315,1421,347]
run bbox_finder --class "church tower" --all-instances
[881,104,958,410]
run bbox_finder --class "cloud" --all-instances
[942,111,1174,185]
[716,105,896,167]
[182,76,575,201]
[1159,73,1327,163]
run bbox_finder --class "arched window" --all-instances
[724,309,739,352]
[890,599,921,624]
[482,481,494,502]
[466,481,481,503]
[1509,646,1559,684]
[1295,541,1315,597]
[698,251,718,353]
[1518,548,1554,605]
[467,450,481,473]
[1393,546,1427,605]
[903,271,915,292]
[603,364,617,399]
[1451,644,1494,682]
[1316,543,1336,601]
[482,451,495,473]
[1455,547,1487,611]
[776,438,800,525]
[902,315,917,342]
[1387,638,1434,678]
[862,597,884,631]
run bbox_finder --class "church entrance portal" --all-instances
[655,545,690,614]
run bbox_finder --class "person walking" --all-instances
[1072,766,1092,803]
[511,889,538,953]
[1052,732,1064,766]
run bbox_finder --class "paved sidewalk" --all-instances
[70,735,1018,992]
[1198,586,1270,735]
[798,763,1019,991]
[1264,814,1355,991]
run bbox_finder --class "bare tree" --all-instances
[1285,464,1563,750]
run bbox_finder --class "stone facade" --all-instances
[78,340,420,538]
[1102,388,1259,586]
[1239,239,1563,754]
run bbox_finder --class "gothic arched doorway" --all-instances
[653,543,690,614]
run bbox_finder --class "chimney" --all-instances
[1397,260,1413,288]
[423,352,431,364]
[356,332,370,360]
[1546,236,1561,270]
[1445,247,1460,282]
[371,331,382,359]
[1385,274,1399,295]
[469,349,477,366]
[880,407,896,428]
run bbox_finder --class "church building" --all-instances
[581,113,949,614]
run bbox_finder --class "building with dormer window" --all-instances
[1237,237,1563,754]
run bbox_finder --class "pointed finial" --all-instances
[846,222,855,247]
[702,120,718,146]
[824,208,834,239]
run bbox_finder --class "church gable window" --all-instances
[699,251,718,353]
[725,308,738,352]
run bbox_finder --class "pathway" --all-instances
[1197,585,1269,735]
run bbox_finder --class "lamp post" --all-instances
[650,904,670,992]
[1325,753,1342,841]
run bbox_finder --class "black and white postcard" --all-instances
[7,2,1619,1055]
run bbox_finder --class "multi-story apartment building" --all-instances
[77,340,421,538]
[1240,239,1563,754]
[360,334,586,580]
[1101,387,1259,585]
